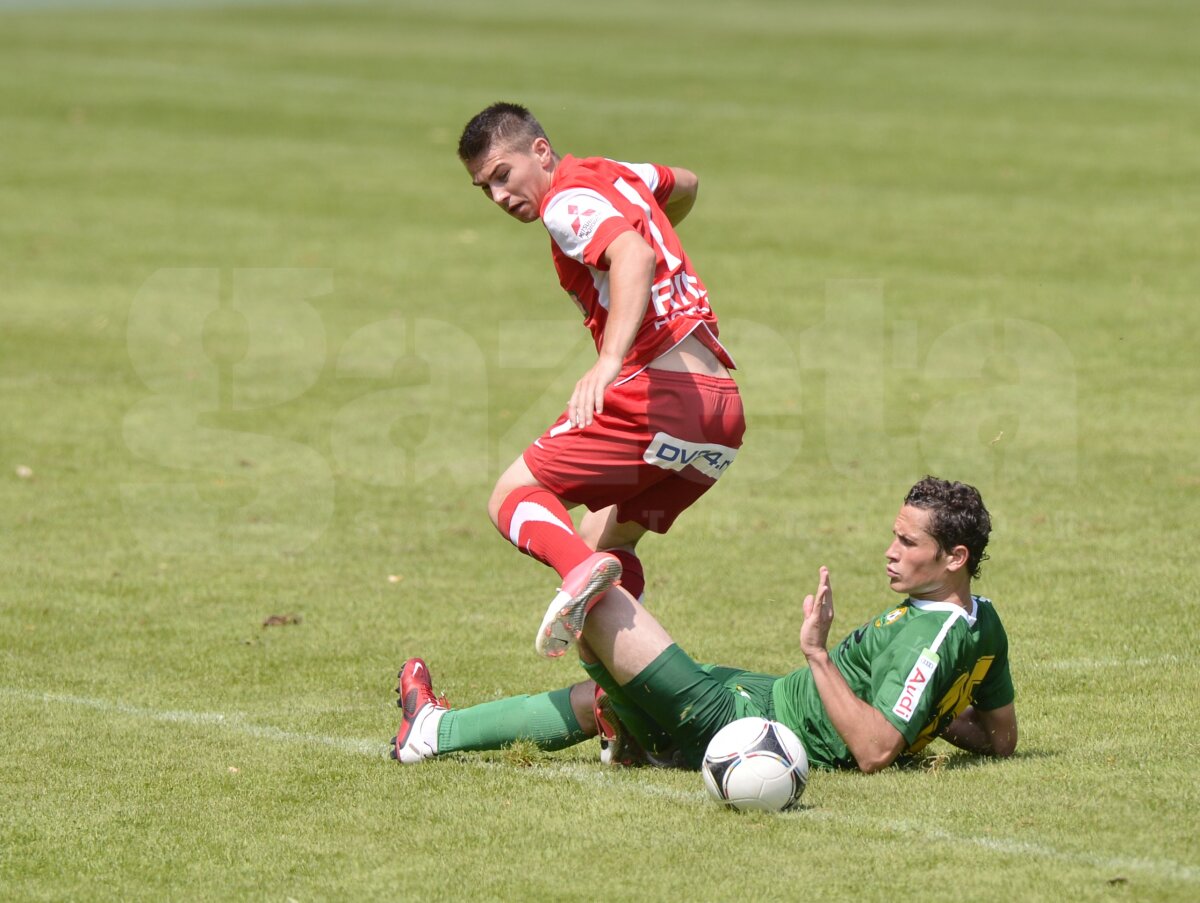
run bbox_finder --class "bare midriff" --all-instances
[646,332,730,378]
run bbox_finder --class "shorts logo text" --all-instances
[643,432,738,481]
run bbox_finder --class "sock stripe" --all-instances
[507,500,574,548]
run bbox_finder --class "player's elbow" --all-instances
[856,757,891,774]
[664,168,699,225]
[670,167,698,199]
[606,231,656,273]
[854,749,898,774]
[853,723,906,773]
[981,705,1018,758]
[991,727,1018,758]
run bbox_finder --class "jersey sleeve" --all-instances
[615,161,676,209]
[972,660,1014,709]
[542,187,635,268]
[869,619,954,745]
[972,639,1015,710]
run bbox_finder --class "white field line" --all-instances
[847,816,1198,885]
[4,688,388,758]
[5,686,1197,885]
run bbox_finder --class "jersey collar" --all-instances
[908,595,978,627]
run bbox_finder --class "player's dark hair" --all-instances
[457,102,550,163]
[904,476,991,579]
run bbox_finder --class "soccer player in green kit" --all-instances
[393,477,1017,771]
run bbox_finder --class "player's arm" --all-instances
[799,567,907,773]
[662,167,698,225]
[567,230,655,428]
[940,703,1018,757]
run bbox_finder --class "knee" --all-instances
[488,459,540,529]
[487,482,506,529]
[576,515,603,550]
[570,680,598,736]
[488,475,523,529]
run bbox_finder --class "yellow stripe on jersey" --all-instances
[907,655,995,754]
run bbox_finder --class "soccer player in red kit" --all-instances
[458,102,743,652]
[406,103,744,763]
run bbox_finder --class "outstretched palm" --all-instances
[799,566,835,658]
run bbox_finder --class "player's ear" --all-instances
[532,136,553,165]
[944,544,970,573]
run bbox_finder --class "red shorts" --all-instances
[522,369,745,533]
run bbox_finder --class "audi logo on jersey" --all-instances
[892,652,939,723]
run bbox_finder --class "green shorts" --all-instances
[625,644,780,768]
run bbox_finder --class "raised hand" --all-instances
[799,566,835,659]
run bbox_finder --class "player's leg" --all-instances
[574,506,647,721]
[582,660,677,764]
[393,657,597,764]
[567,519,674,764]
[582,585,677,684]
[488,455,624,657]
[629,658,775,768]
[493,371,741,658]
[578,506,647,600]
[582,367,746,604]
[488,454,600,578]
[581,586,771,768]
[573,382,741,761]
[575,640,675,764]
[497,387,653,658]
[436,684,594,755]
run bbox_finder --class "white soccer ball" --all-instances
[701,717,809,812]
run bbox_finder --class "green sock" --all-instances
[436,687,586,754]
[581,659,675,756]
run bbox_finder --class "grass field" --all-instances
[2,0,1198,899]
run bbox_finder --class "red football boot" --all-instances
[535,552,622,658]
[392,658,448,764]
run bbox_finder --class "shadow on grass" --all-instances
[900,746,1056,772]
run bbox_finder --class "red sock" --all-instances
[608,548,645,600]
[496,487,593,579]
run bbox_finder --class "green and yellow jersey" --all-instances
[772,596,1014,769]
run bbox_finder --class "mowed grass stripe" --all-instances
[6,685,1198,886]
[3,0,1198,899]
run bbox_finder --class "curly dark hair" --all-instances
[904,476,991,579]
[457,102,550,163]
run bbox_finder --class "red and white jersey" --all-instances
[539,155,735,381]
